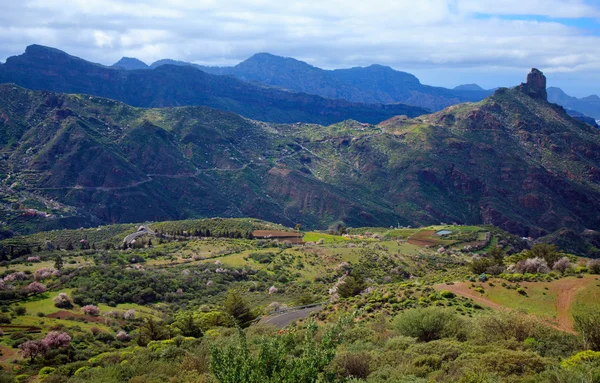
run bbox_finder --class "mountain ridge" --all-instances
[0,45,427,125]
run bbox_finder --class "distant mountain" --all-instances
[112,57,149,70]
[454,84,485,91]
[0,45,427,125]
[121,52,492,111]
[548,87,600,120]
[0,69,598,239]
[565,109,598,127]
[200,53,494,111]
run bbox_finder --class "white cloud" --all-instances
[0,0,600,96]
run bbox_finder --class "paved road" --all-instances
[259,305,323,328]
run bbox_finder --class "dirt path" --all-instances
[435,277,598,334]
[552,277,594,333]
[434,283,505,311]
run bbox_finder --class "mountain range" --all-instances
[109,52,600,122]
[111,52,493,111]
[0,45,427,125]
[0,67,598,242]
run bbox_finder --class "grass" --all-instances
[303,232,348,243]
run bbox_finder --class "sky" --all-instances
[1,0,600,97]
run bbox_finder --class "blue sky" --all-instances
[0,0,599,97]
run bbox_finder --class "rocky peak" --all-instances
[518,68,547,101]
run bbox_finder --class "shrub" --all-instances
[440,290,456,299]
[394,307,467,342]
[561,350,600,368]
[39,366,56,378]
[472,311,539,342]
[479,349,547,376]
[573,308,600,351]
[332,351,371,379]
[587,259,600,274]
[470,258,494,275]
[478,273,488,282]
[14,306,26,316]
[516,288,527,296]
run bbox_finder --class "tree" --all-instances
[25,282,46,295]
[489,246,505,265]
[337,275,367,298]
[173,311,204,338]
[54,255,63,271]
[19,340,48,362]
[81,305,100,316]
[137,318,168,346]
[526,244,560,268]
[53,293,73,309]
[42,331,71,349]
[224,289,255,328]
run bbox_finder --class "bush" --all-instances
[472,311,539,342]
[479,349,547,376]
[587,259,600,274]
[39,366,56,378]
[337,275,367,298]
[561,350,600,368]
[440,290,456,299]
[14,306,26,316]
[393,307,467,342]
[332,351,371,379]
[516,288,527,296]
[573,308,600,351]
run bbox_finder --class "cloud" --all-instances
[0,0,599,96]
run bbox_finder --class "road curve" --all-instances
[259,305,323,328]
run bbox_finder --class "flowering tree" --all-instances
[82,305,100,316]
[53,293,73,309]
[116,331,131,341]
[25,282,47,295]
[19,332,71,361]
[123,309,136,320]
[515,257,550,274]
[4,272,27,282]
[588,259,600,274]
[42,331,71,349]
[552,257,573,274]
[34,267,59,281]
[27,256,41,263]
[19,340,49,362]
[268,285,278,295]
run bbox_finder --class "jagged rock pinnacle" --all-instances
[519,68,547,101]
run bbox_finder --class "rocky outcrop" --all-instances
[518,68,548,101]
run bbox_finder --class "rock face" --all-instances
[519,68,548,101]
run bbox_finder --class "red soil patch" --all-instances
[0,344,21,366]
[407,230,439,247]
